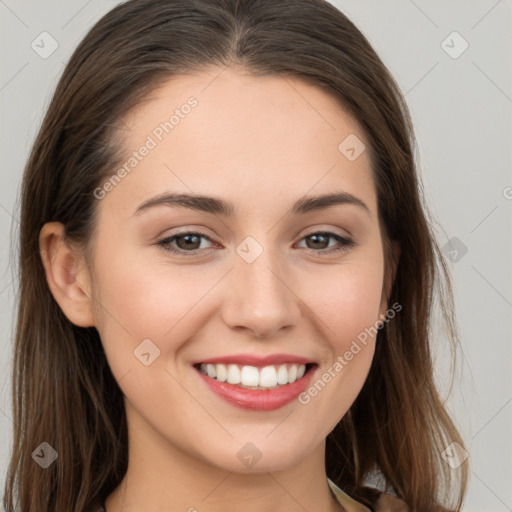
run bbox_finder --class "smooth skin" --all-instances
[40,66,399,512]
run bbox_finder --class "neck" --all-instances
[105,404,344,512]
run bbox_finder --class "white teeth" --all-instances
[276,364,288,385]
[259,366,277,387]
[198,363,308,389]
[227,364,241,384]
[206,364,216,378]
[288,364,298,383]
[216,363,228,382]
[240,366,259,386]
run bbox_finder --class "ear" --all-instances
[39,222,96,327]
[379,240,400,322]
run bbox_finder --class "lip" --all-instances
[194,361,317,411]
[193,353,315,367]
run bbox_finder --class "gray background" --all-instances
[1,1,511,510]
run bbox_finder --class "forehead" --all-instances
[121,66,368,149]
[103,66,377,221]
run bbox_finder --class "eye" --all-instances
[156,230,216,256]
[296,231,356,254]
[156,230,356,256]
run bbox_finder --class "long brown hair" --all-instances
[4,0,468,510]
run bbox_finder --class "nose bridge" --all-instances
[222,234,300,337]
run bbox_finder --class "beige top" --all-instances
[328,478,373,511]
[329,479,412,512]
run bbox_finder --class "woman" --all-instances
[3,1,468,511]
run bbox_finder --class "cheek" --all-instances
[306,256,384,342]
[92,260,216,439]
[297,258,382,420]
[90,244,209,380]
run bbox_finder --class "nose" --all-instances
[221,244,301,339]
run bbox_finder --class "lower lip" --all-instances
[195,366,316,411]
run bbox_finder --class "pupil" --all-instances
[180,234,199,249]
[309,234,327,249]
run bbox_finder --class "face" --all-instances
[85,66,391,473]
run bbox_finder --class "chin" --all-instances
[193,432,318,474]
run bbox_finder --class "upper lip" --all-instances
[193,353,316,367]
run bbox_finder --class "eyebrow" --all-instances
[133,191,371,217]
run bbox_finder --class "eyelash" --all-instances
[156,230,356,257]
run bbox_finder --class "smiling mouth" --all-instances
[193,362,316,390]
